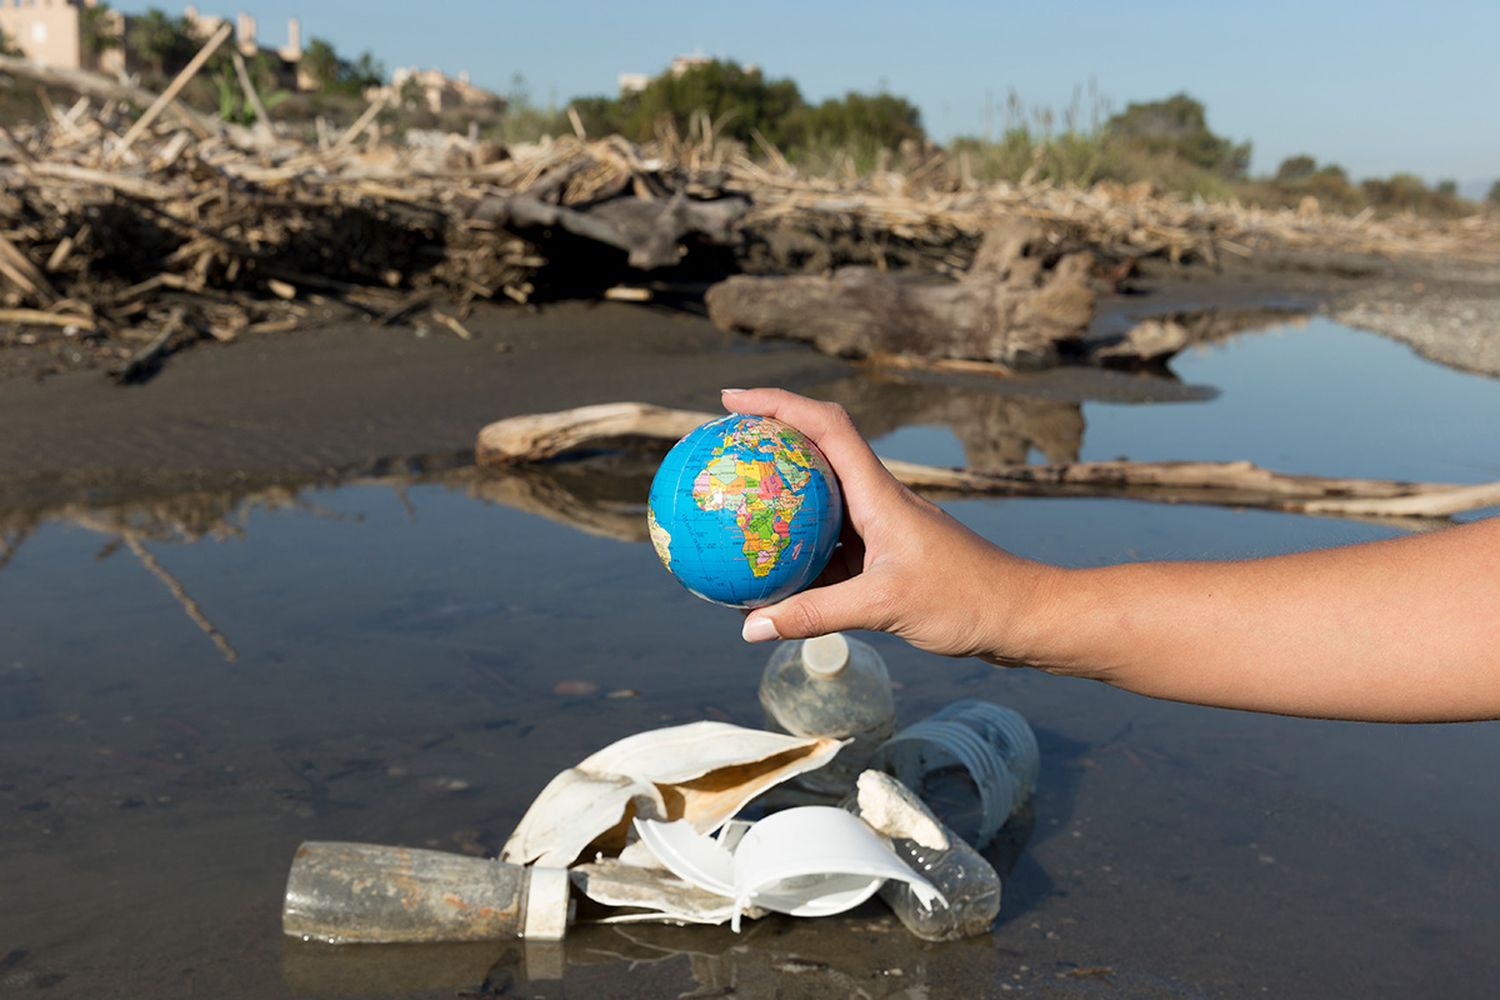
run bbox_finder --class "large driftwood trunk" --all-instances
[705,221,1095,369]
[474,403,1500,524]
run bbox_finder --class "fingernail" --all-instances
[741,616,780,643]
[720,388,746,394]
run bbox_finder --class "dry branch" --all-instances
[124,534,238,663]
[0,53,219,134]
[109,22,232,165]
[231,50,273,129]
[706,222,1097,368]
[474,403,1500,523]
[1,59,1496,384]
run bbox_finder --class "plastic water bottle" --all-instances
[871,699,1039,850]
[759,633,896,795]
[282,842,572,943]
[882,821,1002,941]
[846,771,1002,942]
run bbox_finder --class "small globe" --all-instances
[647,414,844,609]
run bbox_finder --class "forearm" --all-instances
[1016,517,1500,721]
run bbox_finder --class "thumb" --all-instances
[741,578,885,643]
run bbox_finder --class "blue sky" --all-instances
[118,0,1499,189]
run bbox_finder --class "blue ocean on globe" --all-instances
[647,414,843,609]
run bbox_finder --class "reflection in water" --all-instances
[281,912,1006,999]
[819,372,1088,466]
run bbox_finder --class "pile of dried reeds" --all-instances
[2,32,1496,379]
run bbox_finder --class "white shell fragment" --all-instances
[501,722,845,868]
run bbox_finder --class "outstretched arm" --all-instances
[726,388,1500,723]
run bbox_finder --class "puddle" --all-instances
[2,319,1500,998]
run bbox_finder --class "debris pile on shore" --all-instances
[2,47,1497,378]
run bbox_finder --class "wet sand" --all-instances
[0,285,1231,511]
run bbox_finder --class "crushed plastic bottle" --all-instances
[759,633,896,795]
[870,699,1039,850]
[849,771,1002,942]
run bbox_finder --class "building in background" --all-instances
[0,1,305,89]
[0,0,118,72]
[616,72,649,96]
[380,66,504,116]
[616,53,760,96]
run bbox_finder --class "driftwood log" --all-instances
[474,402,1500,523]
[472,191,748,271]
[705,221,1096,369]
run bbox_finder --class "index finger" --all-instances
[719,388,900,511]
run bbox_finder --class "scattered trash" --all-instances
[759,633,895,794]
[632,805,942,930]
[855,772,1003,942]
[500,721,844,868]
[552,680,601,696]
[570,858,762,926]
[872,699,1039,849]
[280,689,1040,949]
[282,842,571,943]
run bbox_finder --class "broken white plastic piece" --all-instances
[634,806,944,931]
[569,860,760,926]
[502,722,845,868]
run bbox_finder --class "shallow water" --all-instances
[3,318,1500,999]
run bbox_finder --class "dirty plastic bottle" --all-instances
[870,699,1039,850]
[881,819,1003,941]
[282,841,572,943]
[845,771,1002,942]
[759,633,896,794]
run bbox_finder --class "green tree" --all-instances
[1361,172,1431,211]
[1488,180,1500,205]
[398,75,425,109]
[0,28,18,57]
[1275,154,1317,182]
[126,8,197,78]
[79,1,119,64]
[568,59,925,158]
[1105,92,1251,178]
[345,52,385,90]
[577,60,803,146]
[297,36,384,95]
[300,37,340,89]
[787,91,924,150]
[1435,179,1458,196]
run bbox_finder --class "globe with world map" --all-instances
[647,414,844,609]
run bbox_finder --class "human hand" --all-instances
[722,388,1056,664]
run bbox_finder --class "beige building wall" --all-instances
[0,0,84,70]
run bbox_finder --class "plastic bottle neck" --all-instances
[801,633,851,678]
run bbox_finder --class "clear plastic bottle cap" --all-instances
[801,633,850,677]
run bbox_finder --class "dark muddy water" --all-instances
[3,318,1499,999]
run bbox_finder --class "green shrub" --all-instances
[1105,92,1251,179]
[299,36,384,95]
[568,59,925,160]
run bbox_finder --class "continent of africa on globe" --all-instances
[647,414,844,609]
